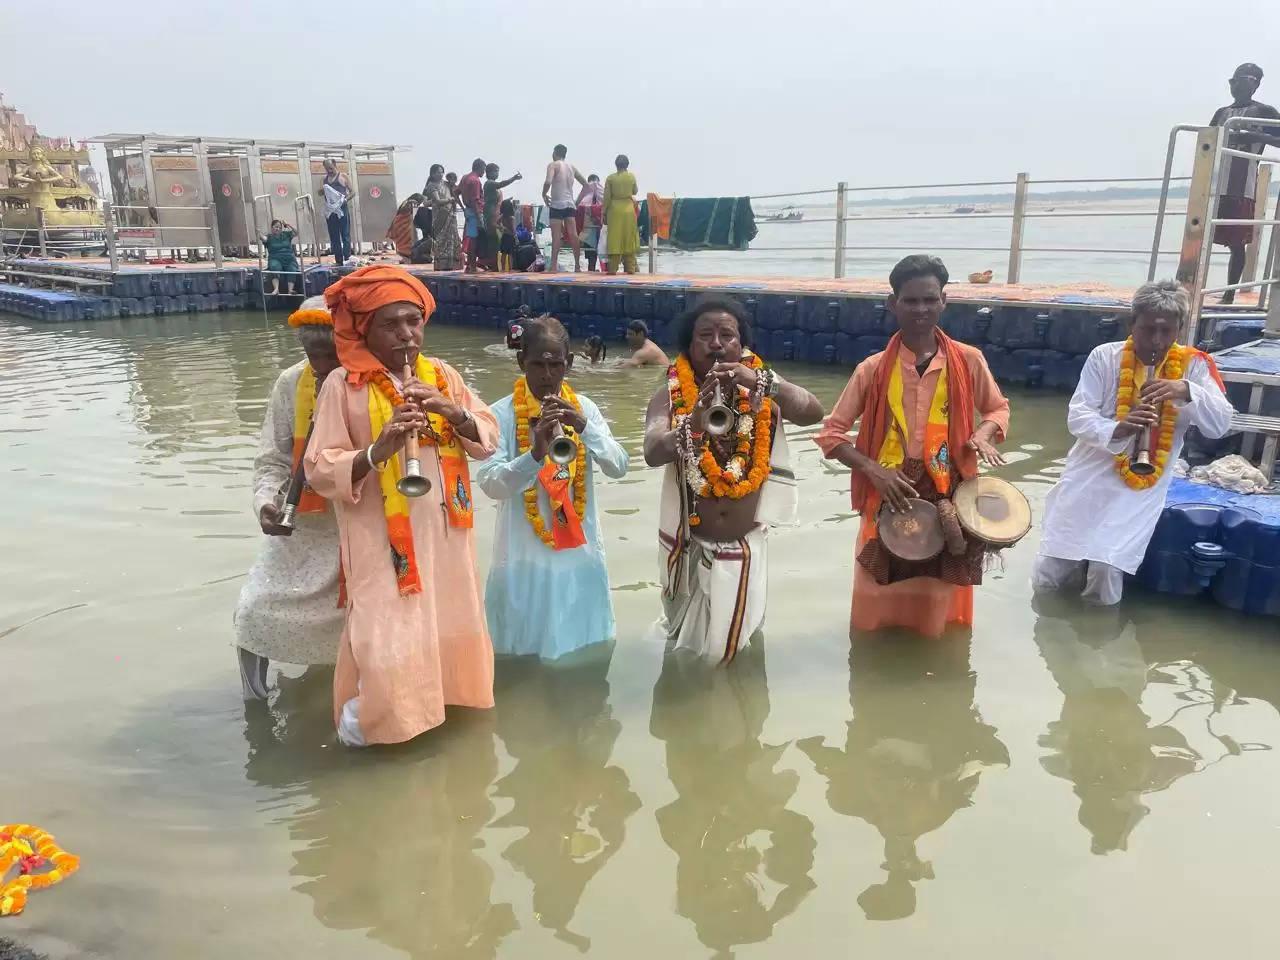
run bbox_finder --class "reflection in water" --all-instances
[650,644,816,956]
[491,649,640,953]
[799,636,1008,921]
[243,671,516,959]
[1033,596,1271,854]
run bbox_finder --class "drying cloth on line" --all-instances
[640,196,758,251]
[646,193,673,240]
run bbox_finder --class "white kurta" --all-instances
[1038,342,1236,574]
[233,360,345,665]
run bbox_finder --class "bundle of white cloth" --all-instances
[1178,454,1272,494]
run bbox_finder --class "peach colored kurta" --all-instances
[816,339,1010,637]
[305,359,499,744]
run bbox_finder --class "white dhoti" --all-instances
[657,426,797,666]
[661,527,769,664]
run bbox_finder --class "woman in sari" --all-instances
[424,164,462,271]
[603,154,640,274]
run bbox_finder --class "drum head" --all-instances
[877,498,944,562]
[953,476,1031,546]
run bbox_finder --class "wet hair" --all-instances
[672,296,754,354]
[587,173,600,183]
[615,154,629,171]
[553,144,567,159]
[485,163,499,178]
[521,315,571,358]
[429,163,444,178]
[626,319,648,338]
[585,334,607,360]
[1131,279,1190,324]
[888,254,949,294]
[471,158,486,173]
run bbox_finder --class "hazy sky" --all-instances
[4,0,1279,202]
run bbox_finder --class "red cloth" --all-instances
[324,264,436,385]
[1214,195,1256,247]
[847,329,977,514]
[459,172,483,210]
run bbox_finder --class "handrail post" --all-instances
[1259,189,1280,311]
[1006,172,1029,283]
[648,229,657,274]
[36,207,48,257]
[209,204,224,269]
[1241,164,1271,287]
[1150,126,1197,281]
[834,180,848,279]
[103,201,120,271]
[1178,127,1222,345]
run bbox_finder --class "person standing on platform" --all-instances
[477,316,630,659]
[621,320,669,367]
[320,158,352,266]
[460,159,487,273]
[304,265,500,746]
[816,255,1010,638]
[542,144,588,272]
[424,164,462,271]
[234,297,345,700]
[1209,63,1280,304]
[482,163,522,271]
[603,155,640,275]
[1033,281,1234,605]
[644,297,824,664]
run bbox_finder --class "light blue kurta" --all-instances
[476,393,630,659]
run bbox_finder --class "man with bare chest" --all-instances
[644,297,824,664]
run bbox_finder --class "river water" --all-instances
[3,313,1279,959]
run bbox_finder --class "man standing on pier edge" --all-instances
[1209,63,1280,304]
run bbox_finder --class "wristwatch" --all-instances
[450,406,474,429]
[766,371,782,399]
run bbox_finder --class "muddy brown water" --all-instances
[2,313,1278,959]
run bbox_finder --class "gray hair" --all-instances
[1131,280,1190,324]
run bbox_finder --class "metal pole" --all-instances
[834,180,848,279]
[1260,190,1280,311]
[36,207,47,257]
[193,140,223,268]
[648,228,657,274]
[1241,165,1271,286]
[1179,127,1223,344]
[1007,172,1029,283]
[103,201,119,271]
[345,147,363,253]
[251,194,269,318]
[1149,126,1200,281]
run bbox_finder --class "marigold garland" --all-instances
[286,308,334,328]
[1,824,80,917]
[514,377,587,547]
[369,361,455,447]
[668,352,773,526]
[1114,337,1184,490]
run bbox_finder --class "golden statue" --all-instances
[12,144,71,188]
[1,127,100,235]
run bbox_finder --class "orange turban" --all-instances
[324,264,436,384]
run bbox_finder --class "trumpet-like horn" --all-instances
[1129,361,1158,477]
[705,381,734,436]
[549,423,577,466]
[396,360,432,497]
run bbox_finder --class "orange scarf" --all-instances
[849,329,977,515]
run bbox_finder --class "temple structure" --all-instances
[1,92,99,230]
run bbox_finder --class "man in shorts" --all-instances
[1209,63,1280,303]
[460,158,486,273]
[542,143,587,273]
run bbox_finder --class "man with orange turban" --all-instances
[305,264,500,746]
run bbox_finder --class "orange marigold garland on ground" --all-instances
[1114,338,1183,490]
[668,352,773,525]
[1,824,80,917]
[514,377,587,547]
[368,361,455,447]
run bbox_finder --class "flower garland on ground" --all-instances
[668,352,773,526]
[1,824,80,917]
[368,362,454,447]
[514,377,587,547]
[1114,338,1183,490]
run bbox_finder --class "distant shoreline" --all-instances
[843,185,1195,208]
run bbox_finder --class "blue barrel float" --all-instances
[1137,477,1280,616]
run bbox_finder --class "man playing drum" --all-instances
[816,255,1011,637]
[1033,281,1234,605]
[644,296,824,665]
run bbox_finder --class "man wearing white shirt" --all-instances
[1033,280,1235,605]
[542,143,587,272]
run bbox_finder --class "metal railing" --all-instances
[739,172,1195,284]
